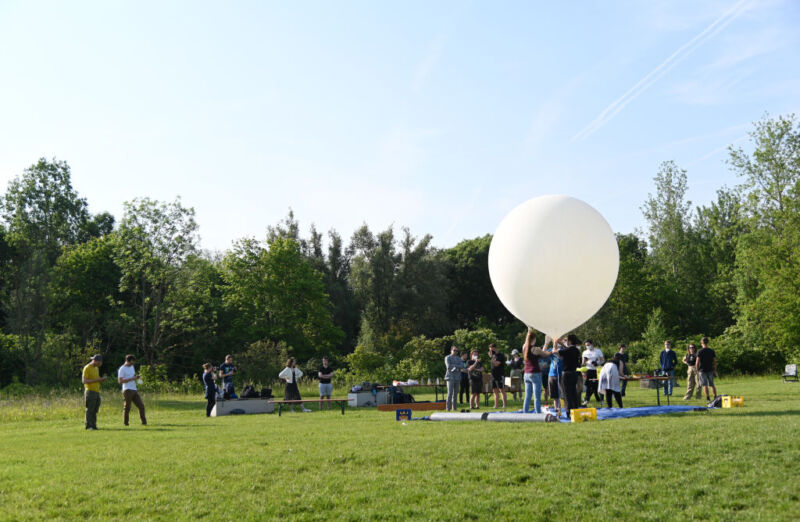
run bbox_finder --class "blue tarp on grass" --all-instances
[544,405,709,422]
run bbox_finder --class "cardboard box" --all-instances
[504,376,521,392]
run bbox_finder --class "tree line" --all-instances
[1,113,798,389]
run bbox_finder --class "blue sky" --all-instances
[1,0,798,252]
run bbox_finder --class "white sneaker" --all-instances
[302,408,312,413]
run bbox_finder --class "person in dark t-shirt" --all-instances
[218,355,237,399]
[489,344,507,409]
[556,335,582,417]
[318,356,334,408]
[682,344,702,400]
[695,337,718,401]
[467,350,484,410]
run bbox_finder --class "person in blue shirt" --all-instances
[547,339,564,412]
[218,355,238,399]
[659,341,679,396]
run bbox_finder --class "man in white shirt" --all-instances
[582,340,605,406]
[118,354,147,426]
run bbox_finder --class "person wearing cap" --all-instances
[118,355,147,426]
[508,349,524,401]
[82,355,107,430]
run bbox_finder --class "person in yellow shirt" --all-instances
[82,355,107,430]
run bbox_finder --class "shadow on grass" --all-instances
[723,409,800,417]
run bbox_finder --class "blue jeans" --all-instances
[523,373,543,413]
[663,369,675,396]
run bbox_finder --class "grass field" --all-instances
[1,376,799,520]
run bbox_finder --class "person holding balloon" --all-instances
[555,334,583,417]
[522,327,554,414]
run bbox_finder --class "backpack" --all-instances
[260,388,272,399]
[708,396,723,408]
[240,385,259,399]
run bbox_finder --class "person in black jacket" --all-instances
[202,363,217,417]
[556,334,582,418]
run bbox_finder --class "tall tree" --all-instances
[728,113,800,363]
[113,197,199,366]
[576,233,654,344]
[222,237,343,361]
[641,160,707,335]
[1,158,91,384]
[440,235,514,329]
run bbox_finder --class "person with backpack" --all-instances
[279,358,310,413]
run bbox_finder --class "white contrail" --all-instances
[572,0,751,142]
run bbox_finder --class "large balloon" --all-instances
[488,195,619,339]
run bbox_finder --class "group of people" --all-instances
[443,329,720,418]
[444,343,510,411]
[81,354,147,430]
[201,355,336,415]
[660,337,718,402]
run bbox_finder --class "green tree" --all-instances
[113,197,199,366]
[728,113,800,364]
[1,158,92,384]
[50,235,125,362]
[222,237,343,361]
[576,233,654,344]
[440,235,515,329]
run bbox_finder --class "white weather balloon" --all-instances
[488,195,619,339]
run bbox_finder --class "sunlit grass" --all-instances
[1,376,798,520]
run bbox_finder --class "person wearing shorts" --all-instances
[696,337,717,401]
[318,357,334,409]
[467,351,484,410]
[489,343,507,409]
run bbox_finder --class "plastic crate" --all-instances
[570,407,597,423]
[722,395,744,408]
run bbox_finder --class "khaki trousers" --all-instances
[123,389,147,425]
[684,367,701,399]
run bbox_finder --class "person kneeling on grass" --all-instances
[279,358,311,413]
[598,354,624,408]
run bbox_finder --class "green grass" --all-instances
[1,377,799,520]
